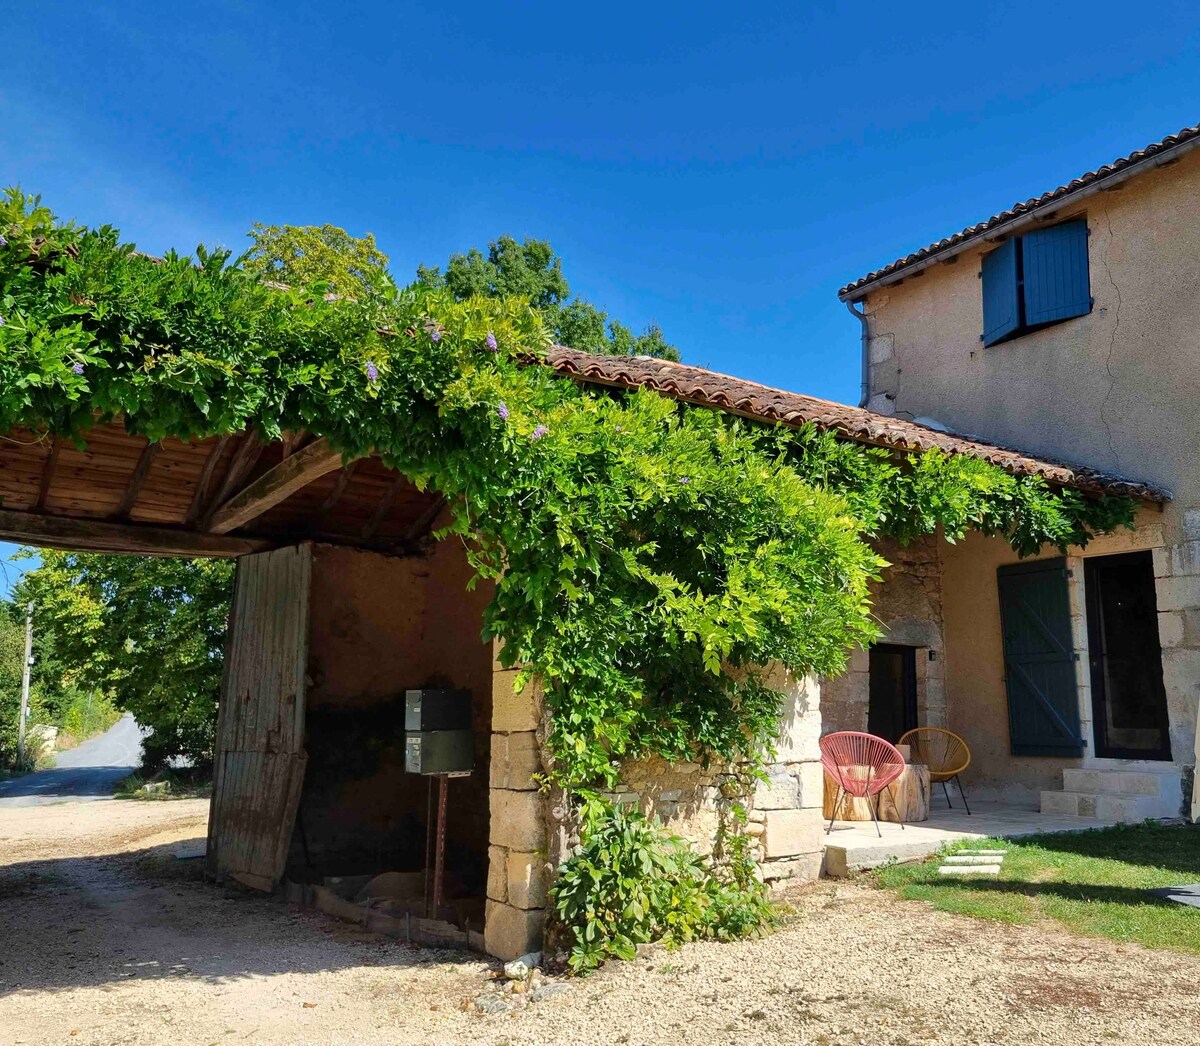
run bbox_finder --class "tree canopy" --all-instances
[418,234,682,360]
[244,223,390,296]
[13,553,233,770]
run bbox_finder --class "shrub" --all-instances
[550,802,778,973]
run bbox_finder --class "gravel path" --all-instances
[1,800,1198,1044]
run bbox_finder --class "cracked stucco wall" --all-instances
[858,149,1200,811]
[859,147,1200,500]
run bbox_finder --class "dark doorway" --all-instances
[868,644,918,743]
[1085,552,1172,761]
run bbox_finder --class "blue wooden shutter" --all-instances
[997,559,1084,757]
[1021,219,1091,326]
[981,238,1020,346]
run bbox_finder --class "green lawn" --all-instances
[874,822,1200,954]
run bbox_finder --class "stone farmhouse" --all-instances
[0,124,1194,962]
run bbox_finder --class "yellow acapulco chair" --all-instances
[898,727,972,815]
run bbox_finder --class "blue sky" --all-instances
[2,2,1198,595]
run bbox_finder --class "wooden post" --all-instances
[17,602,33,764]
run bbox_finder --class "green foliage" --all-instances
[418,234,682,361]
[55,687,120,742]
[114,766,211,800]
[0,190,1138,964]
[244,223,390,296]
[0,594,117,769]
[876,825,1200,955]
[550,802,777,973]
[0,604,32,769]
[14,552,234,770]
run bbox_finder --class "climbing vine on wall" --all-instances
[0,189,1137,789]
[0,190,1137,961]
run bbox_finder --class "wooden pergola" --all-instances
[0,422,445,559]
[0,348,1166,561]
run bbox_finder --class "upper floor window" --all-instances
[981,218,1092,347]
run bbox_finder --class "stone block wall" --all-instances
[483,661,826,960]
[821,533,947,734]
[599,669,826,889]
[484,647,551,961]
[1153,529,1200,820]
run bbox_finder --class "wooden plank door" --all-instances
[997,558,1084,757]
[206,543,312,891]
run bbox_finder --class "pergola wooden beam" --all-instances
[403,495,446,542]
[111,439,160,519]
[35,439,60,512]
[0,508,272,558]
[207,437,349,536]
[185,435,231,525]
[199,431,264,528]
[309,459,359,537]
[361,474,405,541]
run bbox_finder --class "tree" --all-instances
[0,603,30,767]
[418,235,682,361]
[14,553,234,771]
[244,223,391,296]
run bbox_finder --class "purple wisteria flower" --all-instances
[431,329,442,343]
[497,402,510,421]
[0,234,7,248]
[0,315,6,328]
[485,331,498,352]
[365,361,379,383]
[679,476,690,485]
[531,424,549,441]
[73,362,85,375]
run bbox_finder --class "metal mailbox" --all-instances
[404,688,472,732]
[404,729,474,775]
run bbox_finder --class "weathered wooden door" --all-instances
[206,543,312,891]
[998,558,1084,757]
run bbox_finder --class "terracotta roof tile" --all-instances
[544,347,1170,503]
[839,123,1200,300]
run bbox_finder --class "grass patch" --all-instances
[875,822,1200,953]
[114,767,211,801]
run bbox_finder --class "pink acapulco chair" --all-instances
[820,731,907,838]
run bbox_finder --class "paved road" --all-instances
[0,713,145,808]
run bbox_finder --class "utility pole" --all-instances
[17,602,33,765]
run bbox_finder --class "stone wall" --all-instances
[485,647,550,961]
[602,669,825,888]
[821,534,947,735]
[483,664,826,960]
[1153,520,1200,820]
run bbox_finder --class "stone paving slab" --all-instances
[938,864,1001,876]
[823,800,1125,876]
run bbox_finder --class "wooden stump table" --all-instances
[823,763,931,823]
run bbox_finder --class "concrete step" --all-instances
[938,864,1001,876]
[1061,767,1182,802]
[1038,789,1179,822]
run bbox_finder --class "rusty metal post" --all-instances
[423,776,435,913]
[431,774,449,917]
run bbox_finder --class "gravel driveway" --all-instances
[1,800,1198,1045]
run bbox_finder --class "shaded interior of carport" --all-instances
[0,423,497,944]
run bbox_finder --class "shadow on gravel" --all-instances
[0,838,487,996]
